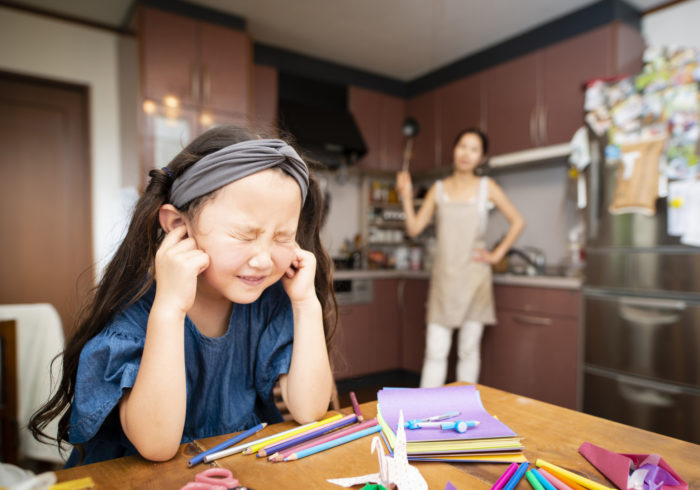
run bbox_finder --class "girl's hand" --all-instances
[154,225,210,314]
[396,171,413,201]
[472,248,502,265]
[282,244,318,305]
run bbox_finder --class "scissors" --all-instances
[180,467,242,490]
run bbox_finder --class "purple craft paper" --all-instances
[377,385,516,442]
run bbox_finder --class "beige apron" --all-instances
[426,178,496,327]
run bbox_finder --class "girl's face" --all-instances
[453,132,484,172]
[188,168,302,304]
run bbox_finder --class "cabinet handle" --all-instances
[513,314,552,326]
[191,64,200,104]
[538,105,547,145]
[529,108,537,146]
[202,65,211,105]
[618,296,686,311]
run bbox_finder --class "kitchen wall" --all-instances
[318,170,363,257]
[0,7,124,278]
[642,0,700,48]
[486,162,581,268]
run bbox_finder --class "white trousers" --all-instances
[420,321,485,388]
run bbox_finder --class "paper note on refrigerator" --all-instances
[667,180,700,246]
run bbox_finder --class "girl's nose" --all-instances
[248,244,273,270]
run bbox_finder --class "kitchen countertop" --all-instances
[333,269,582,290]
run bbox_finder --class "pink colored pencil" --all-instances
[349,391,364,421]
[269,418,378,462]
[539,467,574,490]
[491,463,519,490]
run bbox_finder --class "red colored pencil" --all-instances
[269,418,378,462]
[349,391,364,421]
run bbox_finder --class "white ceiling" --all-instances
[7,0,668,80]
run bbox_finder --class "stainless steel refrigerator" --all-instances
[582,135,700,444]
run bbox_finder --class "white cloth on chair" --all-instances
[0,304,69,463]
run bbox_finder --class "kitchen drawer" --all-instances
[584,294,700,386]
[586,250,700,294]
[494,285,581,317]
[583,368,700,444]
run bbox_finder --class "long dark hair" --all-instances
[29,125,337,450]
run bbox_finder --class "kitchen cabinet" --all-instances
[136,6,252,173]
[406,90,439,171]
[332,279,401,379]
[349,86,406,171]
[480,284,581,409]
[485,23,644,155]
[399,278,429,373]
[436,73,484,166]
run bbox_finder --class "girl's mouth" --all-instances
[238,275,266,286]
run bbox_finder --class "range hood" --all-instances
[278,100,367,168]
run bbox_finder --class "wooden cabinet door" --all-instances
[541,25,613,146]
[349,86,382,170]
[406,90,438,171]
[437,73,482,167]
[400,279,429,373]
[253,64,278,133]
[140,7,198,107]
[199,22,252,117]
[483,52,539,155]
[379,94,406,171]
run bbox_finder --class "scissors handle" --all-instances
[195,468,239,487]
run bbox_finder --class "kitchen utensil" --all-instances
[401,117,420,172]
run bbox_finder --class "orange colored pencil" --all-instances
[539,467,589,490]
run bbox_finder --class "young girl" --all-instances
[396,128,524,388]
[29,126,336,466]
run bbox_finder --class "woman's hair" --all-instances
[452,127,489,175]
[29,125,337,450]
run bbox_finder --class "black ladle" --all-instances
[401,117,420,172]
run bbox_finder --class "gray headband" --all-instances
[169,139,310,208]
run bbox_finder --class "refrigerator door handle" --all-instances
[616,373,681,407]
[618,297,687,310]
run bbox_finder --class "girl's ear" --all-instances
[158,204,185,233]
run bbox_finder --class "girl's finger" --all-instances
[161,224,188,247]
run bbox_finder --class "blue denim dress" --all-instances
[65,281,294,467]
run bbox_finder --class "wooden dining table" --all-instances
[54,383,700,489]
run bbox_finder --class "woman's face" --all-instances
[188,168,302,304]
[453,132,484,173]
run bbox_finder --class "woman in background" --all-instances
[396,128,524,387]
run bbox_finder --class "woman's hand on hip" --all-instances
[472,247,502,265]
[282,244,318,306]
[154,225,210,314]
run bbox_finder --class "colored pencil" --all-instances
[269,418,379,462]
[503,462,530,490]
[242,413,343,454]
[283,424,382,461]
[526,470,546,490]
[491,463,519,490]
[539,468,583,490]
[537,468,574,490]
[203,420,318,463]
[536,459,614,490]
[531,469,557,490]
[257,414,357,457]
[349,391,364,421]
[187,422,266,467]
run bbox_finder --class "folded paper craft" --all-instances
[578,442,688,490]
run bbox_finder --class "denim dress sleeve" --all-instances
[68,312,146,445]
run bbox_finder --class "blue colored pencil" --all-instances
[283,424,381,461]
[531,468,557,490]
[258,414,357,457]
[503,462,530,490]
[187,422,267,467]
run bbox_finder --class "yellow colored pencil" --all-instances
[243,413,343,454]
[535,459,614,490]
